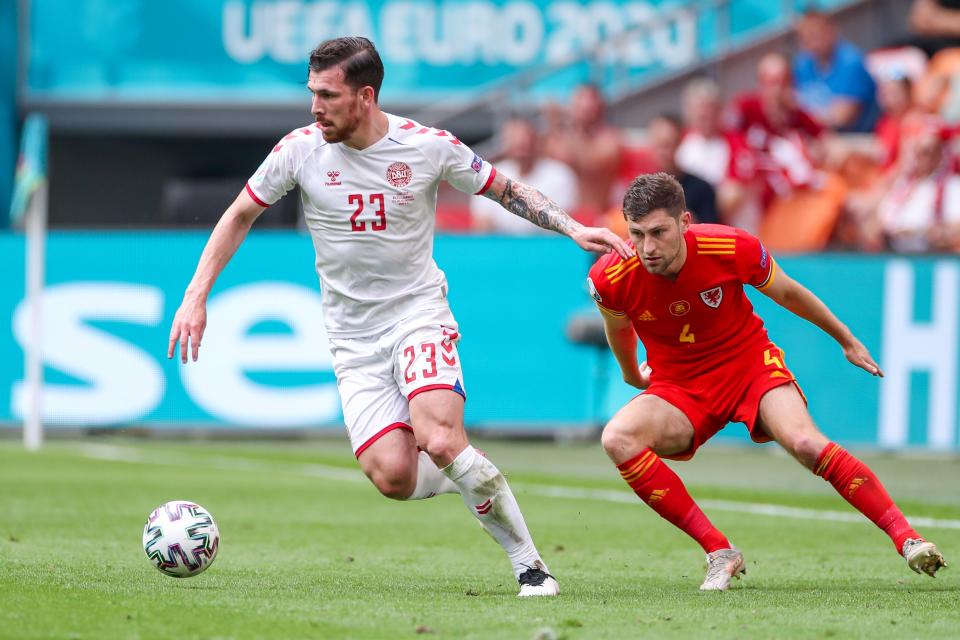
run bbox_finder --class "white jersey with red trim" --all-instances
[246,113,497,337]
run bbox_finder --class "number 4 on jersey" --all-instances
[764,347,784,369]
[348,193,386,232]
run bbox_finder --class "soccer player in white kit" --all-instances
[168,37,633,597]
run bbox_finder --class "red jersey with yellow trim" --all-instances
[587,224,777,381]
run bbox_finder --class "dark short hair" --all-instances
[622,172,686,221]
[308,37,384,101]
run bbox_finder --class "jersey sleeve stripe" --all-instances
[698,250,735,255]
[474,167,497,195]
[245,182,270,208]
[608,260,641,283]
[756,259,778,291]
[604,255,638,275]
[695,236,736,243]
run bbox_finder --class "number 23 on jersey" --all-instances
[348,193,386,232]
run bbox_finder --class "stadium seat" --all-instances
[758,173,847,253]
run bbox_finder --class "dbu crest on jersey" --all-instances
[700,287,723,308]
[386,162,412,187]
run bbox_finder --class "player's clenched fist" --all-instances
[167,295,207,364]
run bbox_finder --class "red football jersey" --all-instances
[587,224,777,382]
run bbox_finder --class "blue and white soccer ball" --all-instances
[142,500,220,577]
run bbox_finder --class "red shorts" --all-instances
[644,341,806,461]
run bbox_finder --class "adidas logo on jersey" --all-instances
[637,310,657,321]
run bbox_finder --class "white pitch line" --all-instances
[518,485,960,531]
[77,443,960,531]
[76,443,365,483]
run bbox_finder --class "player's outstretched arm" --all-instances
[483,172,634,259]
[600,309,651,389]
[167,189,266,364]
[760,267,884,377]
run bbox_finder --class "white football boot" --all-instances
[699,548,746,591]
[902,538,947,577]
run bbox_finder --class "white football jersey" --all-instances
[246,113,496,337]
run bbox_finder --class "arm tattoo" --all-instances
[486,178,582,235]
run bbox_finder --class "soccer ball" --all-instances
[142,500,220,577]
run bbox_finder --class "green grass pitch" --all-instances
[1,437,958,639]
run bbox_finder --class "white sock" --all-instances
[408,451,460,500]
[441,445,543,579]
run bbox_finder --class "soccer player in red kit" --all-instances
[588,172,946,591]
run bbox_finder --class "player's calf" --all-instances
[408,450,460,499]
[440,445,557,595]
[814,442,923,552]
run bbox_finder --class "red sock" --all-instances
[617,449,730,553]
[815,442,919,551]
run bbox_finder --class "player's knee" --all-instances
[419,424,464,462]
[601,418,650,459]
[368,463,417,500]
[784,431,829,469]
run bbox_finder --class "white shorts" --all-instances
[329,306,466,457]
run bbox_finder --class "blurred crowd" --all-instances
[461,5,960,254]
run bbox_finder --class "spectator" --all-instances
[675,78,759,228]
[875,120,960,252]
[542,84,623,225]
[833,76,919,250]
[909,0,960,57]
[469,117,578,234]
[733,53,825,204]
[647,114,719,224]
[793,10,879,132]
[875,75,919,170]
[913,47,960,123]
[733,53,848,251]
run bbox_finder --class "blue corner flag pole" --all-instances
[9,113,48,227]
